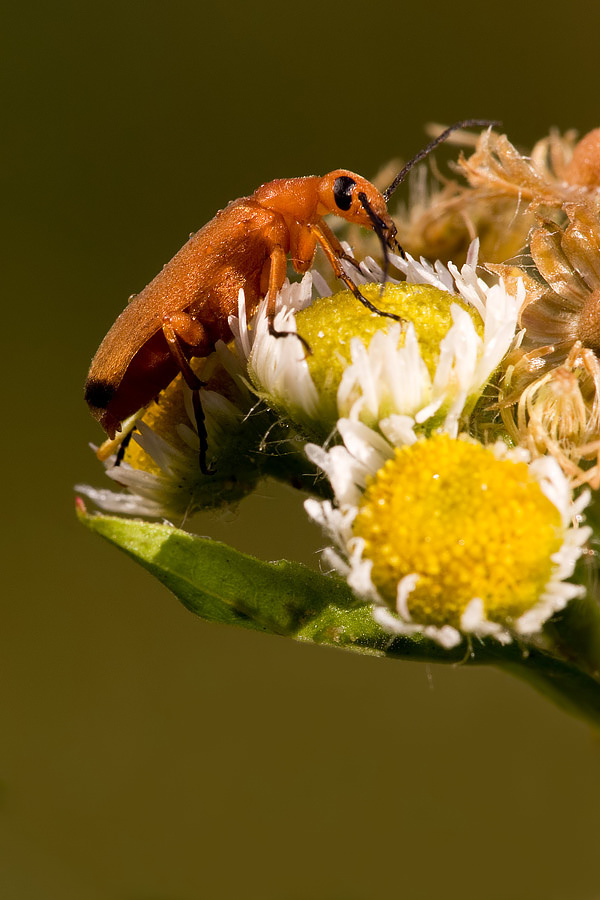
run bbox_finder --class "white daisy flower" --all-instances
[305,422,591,649]
[241,241,522,440]
[76,343,269,519]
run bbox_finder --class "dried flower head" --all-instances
[459,127,593,209]
[496,203,600,486]
[502,342,600,488]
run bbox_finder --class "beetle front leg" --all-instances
[311,223,403,323]
[313,219,363,274]
[162,313,213,474]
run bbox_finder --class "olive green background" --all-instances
[4,1,600,897]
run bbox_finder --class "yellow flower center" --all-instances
[296,283,482,421]
[352,434,563,628]
[121,374,189,474]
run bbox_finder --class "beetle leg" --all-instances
[311,223,403,323]
[265,245,312,354]
[314,220,363,273]
[162,314,212,474]
[114,426,136,466]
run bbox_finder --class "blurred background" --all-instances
[4,1,600,897]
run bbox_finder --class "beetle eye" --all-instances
[333,175,356,211]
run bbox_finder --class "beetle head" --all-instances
[317,170,397,248]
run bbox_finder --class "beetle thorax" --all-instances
[252,176,322,224]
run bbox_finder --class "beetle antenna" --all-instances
[358,190,390,291]
[382,118,502,202]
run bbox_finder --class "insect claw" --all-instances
[268,317,313,355]
[199,455,215,476]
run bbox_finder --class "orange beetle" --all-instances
[85,120,496,471]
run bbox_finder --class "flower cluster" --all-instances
[80,123,600,654]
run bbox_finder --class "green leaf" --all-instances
[77,502,354,635]
[78,503,600,729]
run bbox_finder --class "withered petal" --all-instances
[530,221,588,306]
[520,291,580,345]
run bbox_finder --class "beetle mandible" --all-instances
[85,120,497,472]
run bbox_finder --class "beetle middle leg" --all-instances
[263,245,312,354]
[162,313,212,474]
